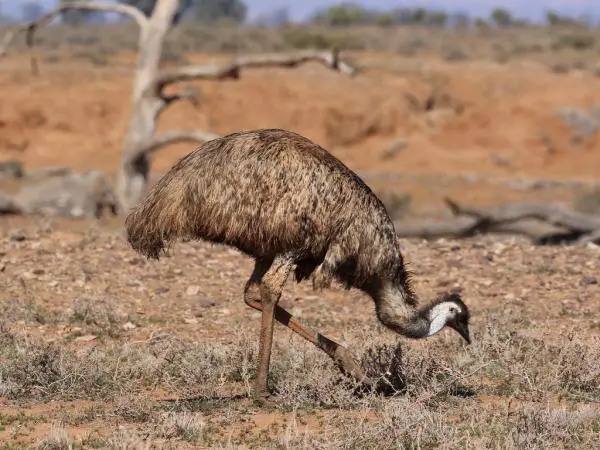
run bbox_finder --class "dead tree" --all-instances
[0,0,356,214]
[394,198,600,246]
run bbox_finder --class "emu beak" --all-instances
[450,321,471,345]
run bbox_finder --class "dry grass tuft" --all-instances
[36,426,72,450]
[155,411,206,443]
[361,342,406,395]
[70,296,124,330]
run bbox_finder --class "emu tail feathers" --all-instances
[125,174,196,260]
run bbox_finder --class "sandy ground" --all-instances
[0,217,598,447]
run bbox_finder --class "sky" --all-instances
[1,1,599,23]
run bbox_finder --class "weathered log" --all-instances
[444,198,600,233]
[394,198,600,246]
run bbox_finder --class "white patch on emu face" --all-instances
[427,302,459,337]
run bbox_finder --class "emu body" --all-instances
[125,128,471,398]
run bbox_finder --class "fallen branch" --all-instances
[155,49,357,91]
[575,228,600,245]
[138,130,220,155]
[394,198,600,246]
[162,86,200,108]
[444,198,600,233]
[394,217,560,241]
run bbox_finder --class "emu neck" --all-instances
[373,284,431,339]
[392,315,431,339]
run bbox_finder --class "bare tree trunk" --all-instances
[114,0,180,213]
[1,1,357,214]
[0,0,166,214]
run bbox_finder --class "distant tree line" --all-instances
[4,0,596,29]
[14,0,248,25]
[308,3,592,29]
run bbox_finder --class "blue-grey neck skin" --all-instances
[372,283,432,339]
[397,315,431,339]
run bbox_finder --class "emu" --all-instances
[125,128,471,399]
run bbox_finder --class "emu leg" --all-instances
[244,256,293,399]
[273,306,368,383]
[255,291,276,399]
[244,296,369,384]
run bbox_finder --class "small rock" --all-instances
[74,334,97,342]
[491,153,512,167]
[580,276,597,286]
[149,331,172,341]
[436,279,454,287]
[32,268,45,275]
[447,260,463,269]
[10,232,26,242]
[184,317,198,324]
[492,243,506,255]
[186,285,201,296]
[155,286,170,294]
[122,321,137,331]
[449,286,463,294]
[381,138,408,160]
[197,297,216,308]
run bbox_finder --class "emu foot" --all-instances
[358,342,407,397]
[250,377,278,406]
[250,387,278,407]
[332,345,377,389]
[251,393,275,407]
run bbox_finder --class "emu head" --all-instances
[426,293,471,344]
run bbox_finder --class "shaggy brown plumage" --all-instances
[125,128,471,398]
[125,128,414,299]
